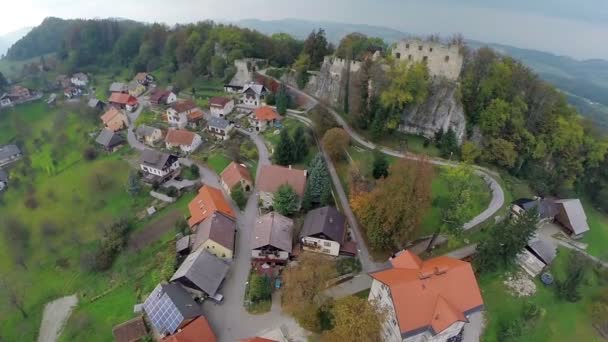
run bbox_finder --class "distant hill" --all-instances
[0,27,32,57]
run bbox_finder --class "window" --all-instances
[395,52,401,59]
[322,248,331,254]
[445,55,450,62]
[423,56,428,62]
[408,54,412,61]
[405,43,410,49]
[323,241,331,247]
[418,45,423,51]
[429,47,433,52]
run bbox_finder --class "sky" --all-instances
[1,0,607,60]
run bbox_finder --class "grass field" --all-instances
[480,248,607,342]
[582,200,608,261]
[0,102,169,341]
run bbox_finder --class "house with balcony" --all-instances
[139,149,180,183]
[241,82,267,107]
[300,206,348,257]
[252,212,293,263]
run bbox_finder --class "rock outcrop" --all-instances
[299,56,466,143]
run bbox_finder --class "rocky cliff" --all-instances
[296,56,466,143]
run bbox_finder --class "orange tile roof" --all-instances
[188,185,235,227]
[100,107,123,124]
[258,165,306,197]
[109,92,137,105]
[253,106,280,121]
[171,100,197,113]
[209,96,232,108]
[165,129,196,146]
[370,250,484,336]
[187,109,205,122]
[221,162,253,191]
[163,316,216,342]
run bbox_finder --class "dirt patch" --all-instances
[503,271,537,297]
[128,210,183,251]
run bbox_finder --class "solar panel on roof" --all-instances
[143,285,184,335]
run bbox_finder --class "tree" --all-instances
[372,150,389,179]
[126,171,141,196]
[474,209,538,273]
[555,251,588,302]
[282,252,336,329]
[321,296,386,342]
[249,274,272,302]
[293,53,311,89]
[276,83,289,115]
[0,277,27,319]
[304,153,332,208]
[1,217,30,270]
[273,184,299,216]
[231,185,247,210]
[322,128,350,161]
[351,159,434,250]
[292,126,307,163]
[461,141,481,164]
[303,29,332,69]
[210,55,226,78]
[438,128,459,159]
[0,72,8,92]
[335,33,386,60]
[483,138,517,168]
[311,106,339,136]
[188,164,200,178]
[275,128,295,166]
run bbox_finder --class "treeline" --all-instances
[460,47,608,209]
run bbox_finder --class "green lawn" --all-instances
[206,152,232,175]
[480,248,606,342]
[582,200,608,261]
[0,102,162,341]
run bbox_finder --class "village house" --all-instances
[516,233,558,277]
[162,316,217,342]
[241,82,268,107]
[165,129,202,154]
[300,206,352,257]
[170,249,230,299]
[127,80,146,97]
[220,161,253,195]
[369,250,484,342]
[209,96,234,118]
[142,283,203,336]
[0,93,11,107]
[257,164,306,208]
[139,149,180,183]
[166,100,202,129]
[554,199,590,239]
[10,85,32,100]
[188,185,235,227]
[112,316,148,342]
[70,73,89,87]
[100,107,129,132]
[108,92,138,111]
[150,89,177,105]
[55,74,71,89]
[207,117,233,140]
[95,128,125,152]
[252,212,293,263]
[134,72,154,86]
[249,106,280,132]
[0,144,22,167]
[63,86,82,99]
[87,98,106,111]
[135,124,164,146]
[511,197,557,222]
[109,82,128,94]
[191,211,237,259]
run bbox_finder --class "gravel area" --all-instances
[37,295,78,342]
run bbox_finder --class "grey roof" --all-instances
[300,206,346,243]
[0,169,7,182]
[142,283,202,335]
[528,234,557,265]
[135,124,159,137]
[252,212,294,252]
[176,235,191,253]
[208,116,230,130]
[242,83,267,96]
[87,98,104,108]
[95,129,124,147]
[72,73,88,81]
[555,199,590,235]
[170,249,230,297]
[140,149,173,169]
[0,144,21,160]
[128,80,141,91]
[514,198,557,220]
[109,82,128,92]
[192,212,236,252]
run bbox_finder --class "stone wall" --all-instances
[392,39,463,80]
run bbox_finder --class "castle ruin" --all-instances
[392,39,463,80]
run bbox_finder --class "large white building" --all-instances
[392,39,464,81]
[369,250,484,342]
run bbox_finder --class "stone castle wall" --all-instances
[392,39,463,80]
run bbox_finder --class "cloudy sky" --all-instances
[1,0,607,60]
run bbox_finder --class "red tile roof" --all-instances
[171,100,197,113]
[221,162,253,191]
[253,106,280,121]
[187,109,205,122]
[100,107,123,124]
[112,316,148,342]
[258,165,306,197]
[209,96,232,108]
[150,89,170,103]
[109,92,137,105]
[369,250,484,336]
[163,316,216,342]
[188,185,235,227]
[165,129,197,146]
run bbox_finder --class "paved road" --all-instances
[37,295,78,342]
[126,99,147,151]
[323,274,372,299]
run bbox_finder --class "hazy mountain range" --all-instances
[0,27,32,56]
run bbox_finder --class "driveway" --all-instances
[126,96,148,151]
[37,295,78,342]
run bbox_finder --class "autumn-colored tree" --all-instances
[321,296,386,342]
[282,252,336,330]
[351,158,434,250]
[322,128,350,161]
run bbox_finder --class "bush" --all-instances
[231,185,247,210]
[86,219,131,272]
[83,147,97,161]
[336,258,362,276]
[248,274,272,302]
[555,251,588,302]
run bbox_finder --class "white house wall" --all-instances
[301,236,340,256]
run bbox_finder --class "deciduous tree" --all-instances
[321,296,386,342]
[322,128,350,161]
